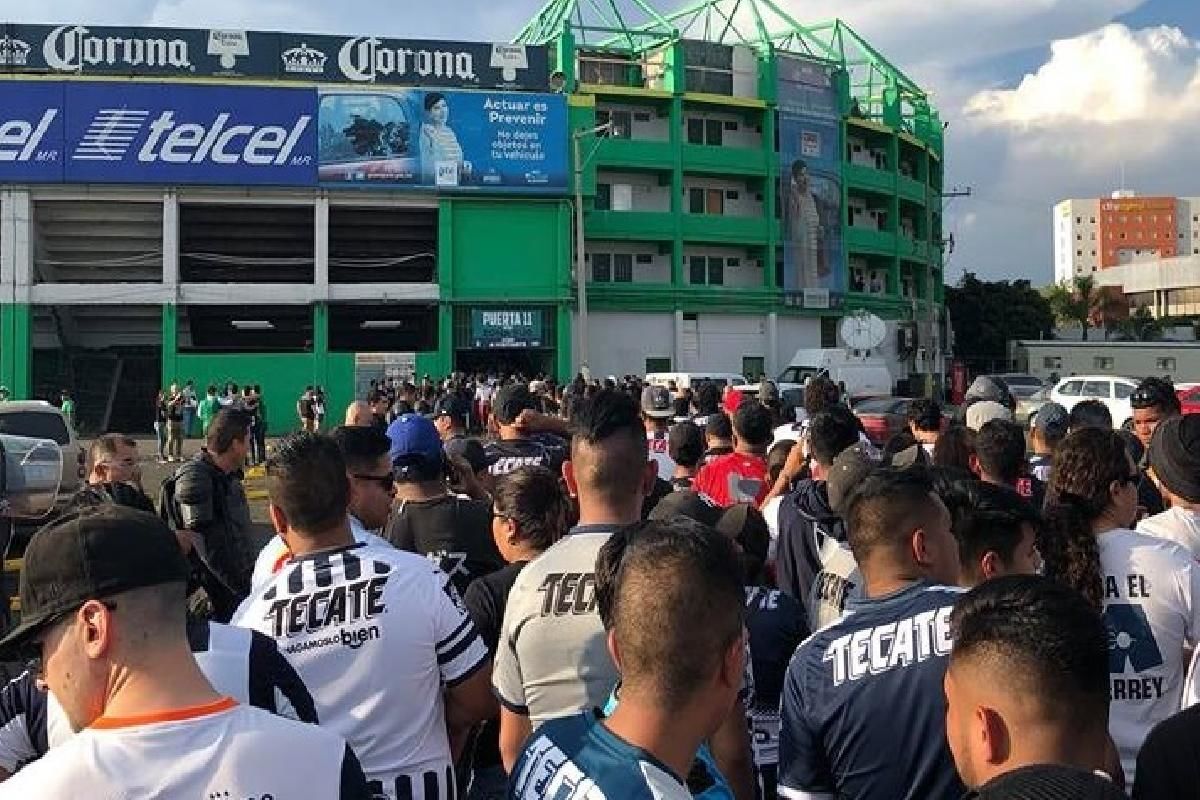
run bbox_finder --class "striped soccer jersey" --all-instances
[233,541,488,800]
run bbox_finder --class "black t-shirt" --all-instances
[383,494,504,596]
[1133,705,1200,800]
[484,435,569,478]
[463,560,528,772]
[745,585,809,713]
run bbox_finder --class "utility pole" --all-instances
[572,120,614,376]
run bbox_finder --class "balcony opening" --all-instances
[33,201,163,284]
[178,305,313,353]
[329,303,438,352]
[180,204,314,284]
[31,304,162,434]
[328,206,436,284]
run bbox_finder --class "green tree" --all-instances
[1044,275,1129,341]
[1117,305,1163,342]
[946,273,1056,372]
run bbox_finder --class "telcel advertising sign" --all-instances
[0,81,316,185]
[0,80,566,193]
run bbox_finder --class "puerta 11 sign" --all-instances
[0,23,549,91]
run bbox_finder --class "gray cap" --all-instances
[966,401,1013,432]
[826,443,877,514]
[965,376,1014,408]
[1031,402,1069,440]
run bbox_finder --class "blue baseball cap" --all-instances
[386,414,444,471]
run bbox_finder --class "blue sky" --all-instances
[7,0,1200,285]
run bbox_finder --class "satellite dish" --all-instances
[840,312,887,352]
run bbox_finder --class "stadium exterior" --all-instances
[0,1,946,434]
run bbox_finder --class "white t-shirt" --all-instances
[1138,508,1200,563]
[233,542,488,799]
[0,699,362,799]
[1098,527,1200,784]
[250,516,391,590]
[647,430,675,482]
[762,495,783,562]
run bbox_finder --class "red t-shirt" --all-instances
[694,452,770,507]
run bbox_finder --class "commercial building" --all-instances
[1053,191,1200,284]
[0,3,946,433]
[1095,255,1200,320]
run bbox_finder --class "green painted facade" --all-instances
[0,3,946,430]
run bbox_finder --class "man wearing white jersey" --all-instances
[250,424,395,589]
[234,433,494,800]
[0,506,368,798]
[0,618,318,780]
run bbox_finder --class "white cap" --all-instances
[966,400,1014,432]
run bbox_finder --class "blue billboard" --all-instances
[777,55,846,308]
[0,81,567,193]
[316,89,567,192]
[0,82,66,182]
[0,81,316,185]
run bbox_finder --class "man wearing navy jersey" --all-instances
[778,467,966,800]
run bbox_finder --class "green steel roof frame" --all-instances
[514,0,936,131]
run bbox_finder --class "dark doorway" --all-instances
[455,349,554,378]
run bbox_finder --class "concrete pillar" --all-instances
[162,191,179,291]
[9,191,32,303]
[767,312,779,378]
[673,309,685,370]
[314,194,330,298]
[0,189,13,303]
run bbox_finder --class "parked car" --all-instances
[852,397,914,446]
[0,400,84,509]
[1048,376,1139,429]
[1179,385,1200,415]
[1016,386,1051,428]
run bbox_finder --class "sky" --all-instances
[6,0,1200,286]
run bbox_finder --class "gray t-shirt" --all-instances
[493,525,619,727]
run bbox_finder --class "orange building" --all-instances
[1097,196,1178,268]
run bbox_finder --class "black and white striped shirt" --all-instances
[233,542,488,800]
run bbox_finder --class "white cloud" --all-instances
[966,25,1200,127]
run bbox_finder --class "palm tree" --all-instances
[1045,275,1128,341]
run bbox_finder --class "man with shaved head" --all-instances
[344,400,373,428]
[946,575,1123,797]
[493,389,654,770]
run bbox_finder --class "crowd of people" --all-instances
[153,381,271,465]
[1,367,1198,799]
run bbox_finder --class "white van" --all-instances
[644,372,748,390]
[774,348,894,401]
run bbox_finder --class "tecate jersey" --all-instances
[493,527,620,727]
[0,621,316,775]
[0,698,366,799]
[778,581,967,800]
[232,542,488,800]
[509,712,691,800]
[1097,528,1200,784]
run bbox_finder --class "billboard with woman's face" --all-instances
[316,88,567,193]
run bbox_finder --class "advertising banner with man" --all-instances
[316,88,567,193]
[777,54,846,309]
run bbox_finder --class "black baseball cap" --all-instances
[493,384,539,425]
[431,394,466,421]
[0,506,189,653]
[641,385,674,419]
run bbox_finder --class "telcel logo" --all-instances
[136,111,311,165]
[0,110,58,163]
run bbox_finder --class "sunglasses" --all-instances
[352,473,395,492]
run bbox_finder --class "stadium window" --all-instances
[613,254,634,283]
[689,255,707,284]
[595,184,612,211]
[592,253,612,282]
[646,356,672,373]
[688,187,706,214]
[705,119,724,146]
[707,256,725,285]
[686,118,705,144]
[1156,357,1177,372]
